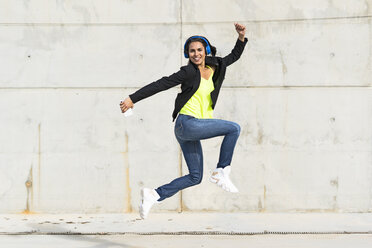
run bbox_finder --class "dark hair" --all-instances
[184,37,217,58]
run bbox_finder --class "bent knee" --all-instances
[231,122,241,135]
[189,173,202,185]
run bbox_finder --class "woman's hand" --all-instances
[120,97,134,113]
[234,22,246,41]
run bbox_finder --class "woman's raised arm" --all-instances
[222,23,248,67]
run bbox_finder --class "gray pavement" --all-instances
[1,234,372,248]
[1,213,372,234]
[1,213,372,247]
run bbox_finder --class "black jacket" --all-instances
[129,37,248,121]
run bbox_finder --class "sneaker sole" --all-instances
[209,176,219,184]
[210,176,239,193]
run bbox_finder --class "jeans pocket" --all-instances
[174,121,183,137]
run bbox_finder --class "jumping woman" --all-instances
[120,23,248,219]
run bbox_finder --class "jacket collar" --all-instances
[205,56,219,66]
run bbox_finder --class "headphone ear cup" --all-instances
[206,45,211,55]
[184,38,189,58]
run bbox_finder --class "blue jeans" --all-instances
[155,114,240,201]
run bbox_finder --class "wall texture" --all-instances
[0,0,371,214]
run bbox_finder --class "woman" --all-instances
[120,23,247,219]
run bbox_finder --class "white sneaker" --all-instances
[139,188,160,219]
[209,166,239,193]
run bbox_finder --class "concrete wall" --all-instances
[0,0,371,213]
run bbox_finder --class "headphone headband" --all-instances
[184,36,211,58]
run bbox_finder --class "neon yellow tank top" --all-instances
[179,66,214,119]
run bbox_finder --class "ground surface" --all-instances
[1,213,372,247]
[1,234,372,248]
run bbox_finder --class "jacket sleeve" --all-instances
[222,37,248,67]
[129,67,188,104]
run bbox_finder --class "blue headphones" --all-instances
[184,36,211,58]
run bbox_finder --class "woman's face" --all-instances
[188,41,206,65]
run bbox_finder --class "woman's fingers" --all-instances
[121,106,130,113]
[234,23,246,31]
[124,97,133,108]
[236,22,245,28]
[120,101,127,112]
[120,102,125,111]
[236,24,245,31]
[120,97,134,113]
[234,23,246,40]
[120,105,125,113]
